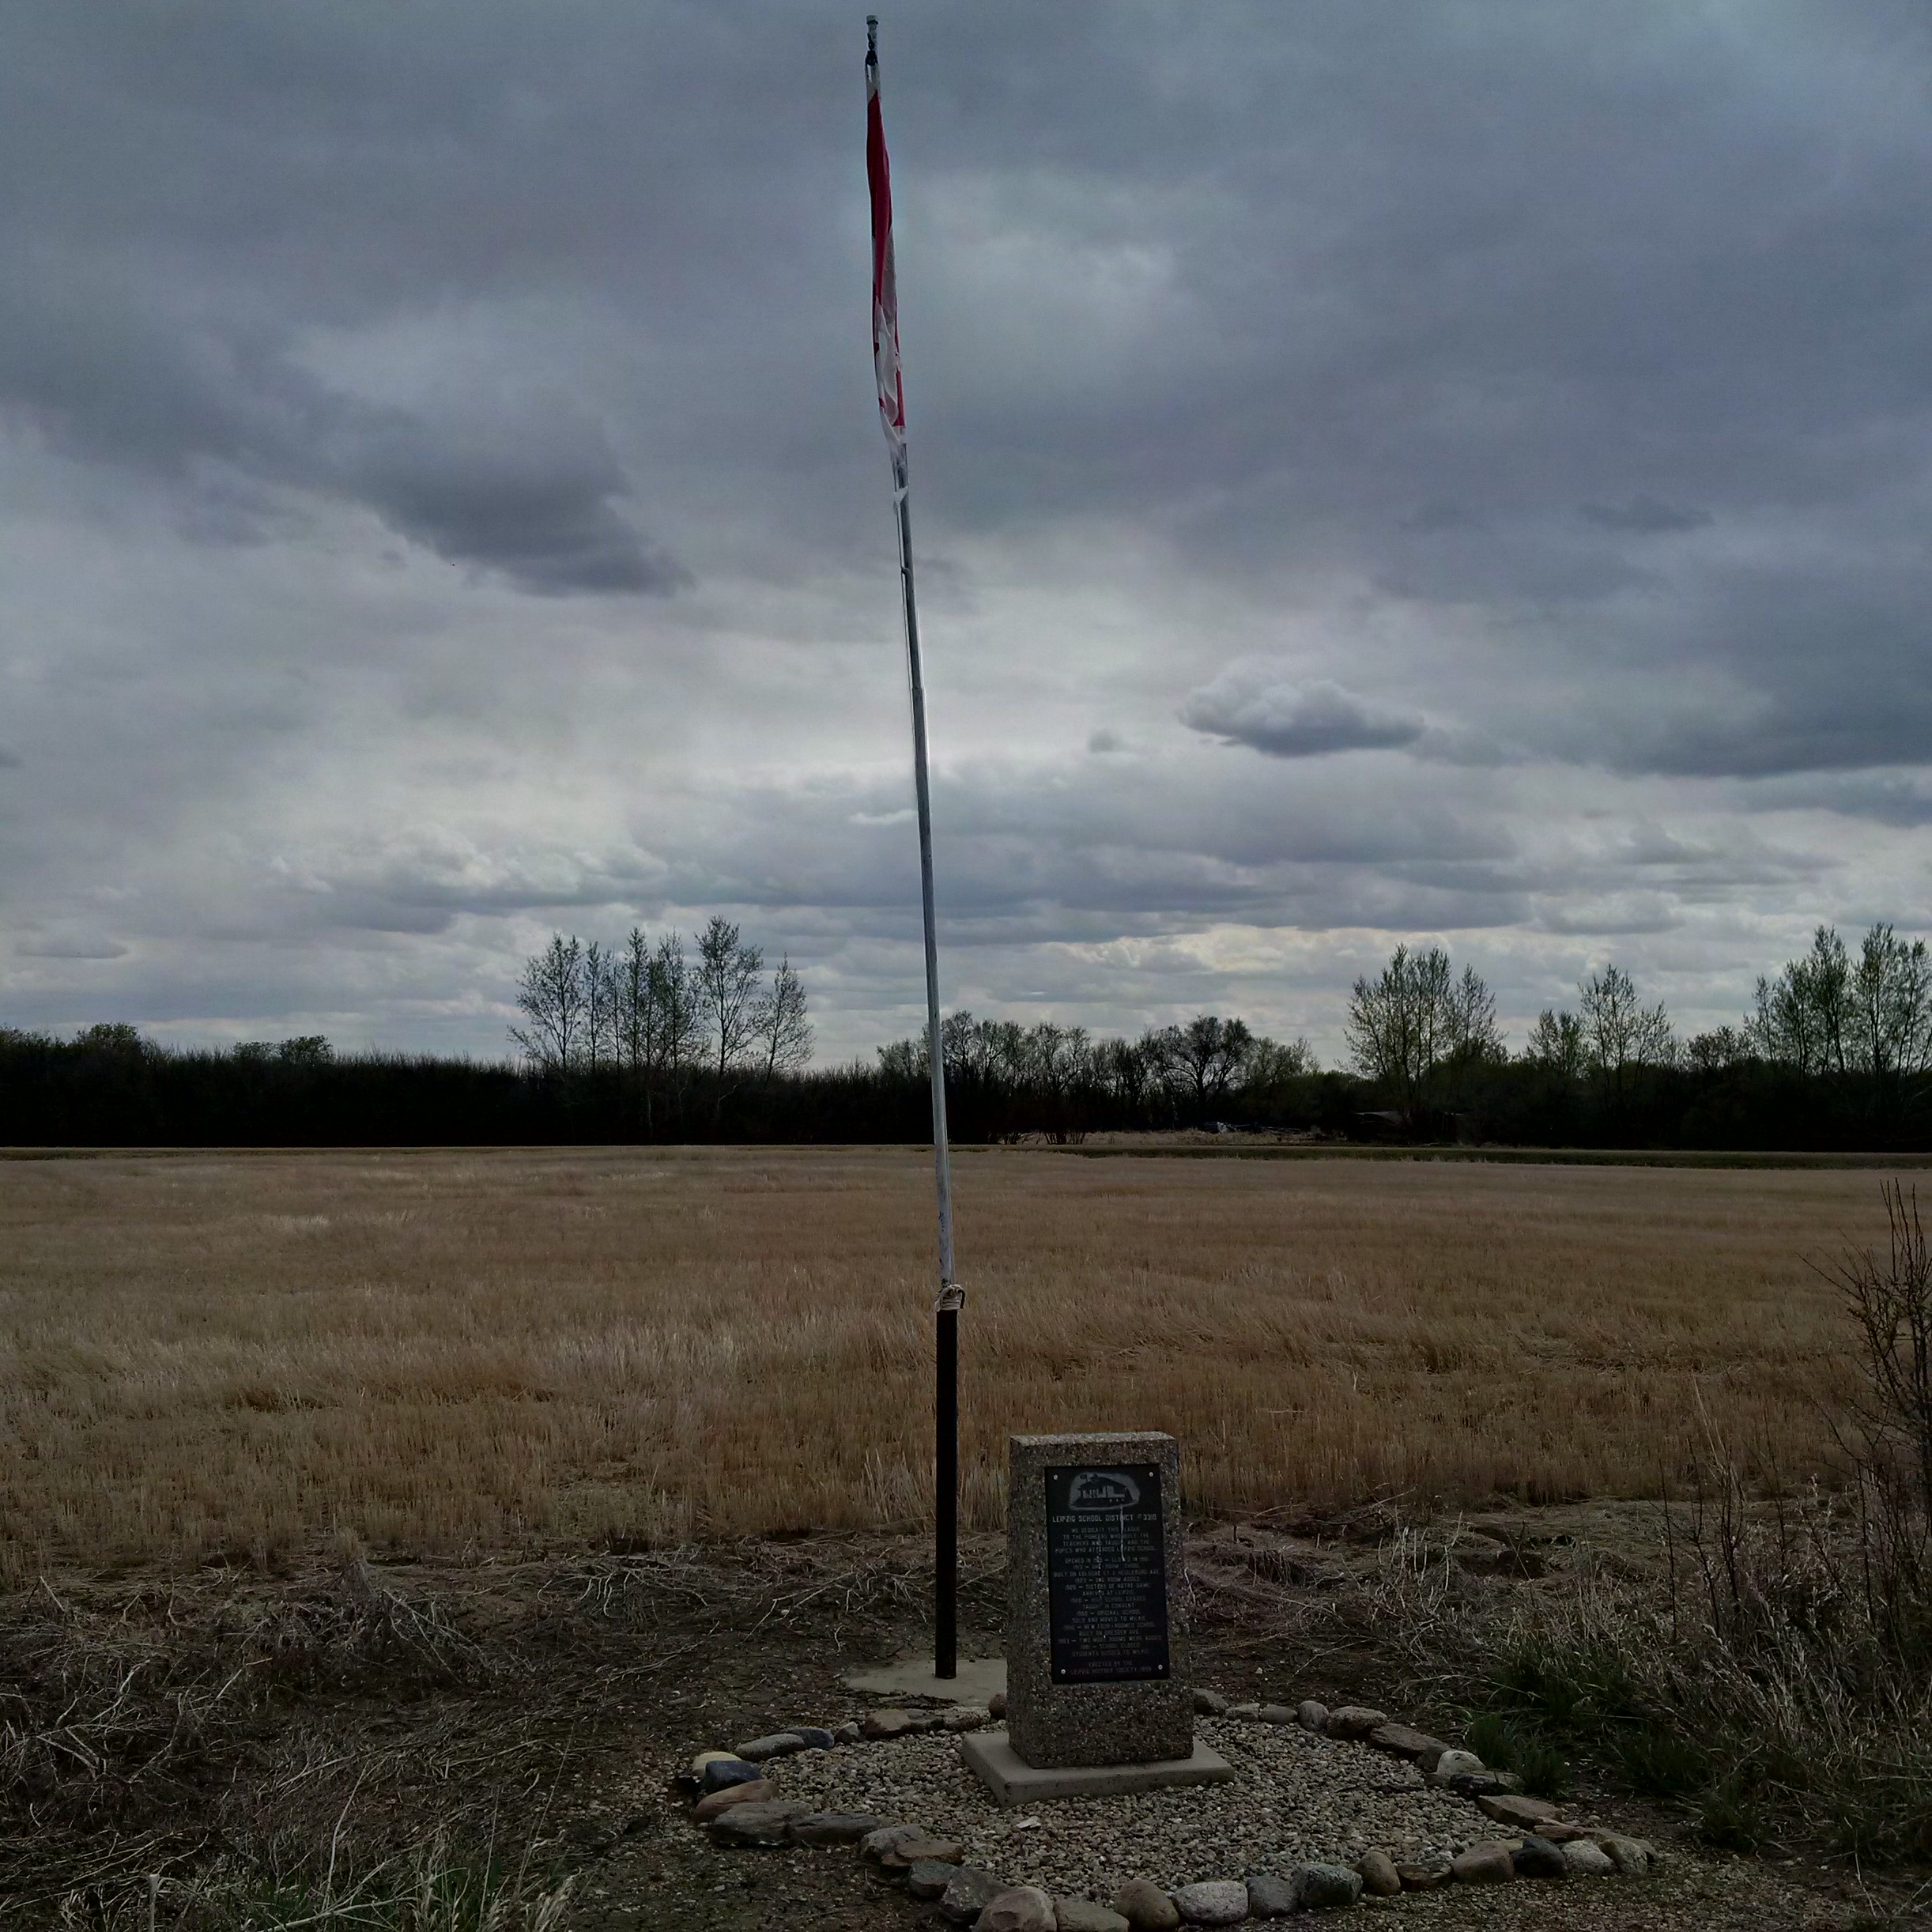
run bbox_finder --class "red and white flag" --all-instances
[866,23,907,473]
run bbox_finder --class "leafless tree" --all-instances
[643,932,700,1130]
[509,934,587,1074]
[1752,925,1853,1074]
[1685,1024,1753,1073]
[582,939,617,1070]
[1524,1007,1588,1081]
[750,956,813,1080]
[1578,963,1674,1099]
[1851,924,1932,1105]
[1347,945,1501,1125]
[613,927,651,1074]
[696,915,764,1084]
[1159,1014,1255,1123]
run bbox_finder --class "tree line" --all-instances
[0,920,1925,1148]
[507,919,810,1131]
[1339,923,1931,1144]
[874,1012,1316,1143]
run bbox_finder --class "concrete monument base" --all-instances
[960,1729,1233,1806]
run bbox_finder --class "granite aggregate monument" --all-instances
[961,1429,1231,1802]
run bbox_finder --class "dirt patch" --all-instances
[2,1525,1921,1929]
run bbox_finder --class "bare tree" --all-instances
[582,939,617,1071]
[1524,1007,1588,1081]
[1751,926,1852,1074]
[1851,924,1932,1107]
[1685,1024,1753,1073]
[614,927,651,1074]
[510,934,587,1073]
[1578,962,1674,1099]
[645,932,700,1130]
[1161,1014,1255,1123]
[1096,1033,1157,1115]
[696,915,764,1084]
[1346,945,1500,1126]
[750,956,813,1079]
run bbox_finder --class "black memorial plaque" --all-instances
[1043,1462,1170,1684]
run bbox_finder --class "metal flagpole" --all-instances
[867,13,961,1681]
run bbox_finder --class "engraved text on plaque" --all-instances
[1043,1462,1170,1685]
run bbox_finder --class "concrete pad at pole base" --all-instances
[842,1654,1007,1705]
[959,1729,1232,1806]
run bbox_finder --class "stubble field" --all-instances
[0,1146,1888,1580]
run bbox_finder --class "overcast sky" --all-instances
[2,1,1929,1066]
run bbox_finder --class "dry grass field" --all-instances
[0,1146,1892,1580]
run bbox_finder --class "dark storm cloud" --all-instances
[0,280,674,592]
[1181,667,1425,759]
[344,414,682,596]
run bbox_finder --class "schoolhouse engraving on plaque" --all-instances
[958,1430,1231,1799]
[1044,1461,1171,1685]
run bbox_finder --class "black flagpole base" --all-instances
[935,1301,958,1679]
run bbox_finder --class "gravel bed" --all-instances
[767,1719,1490,1900]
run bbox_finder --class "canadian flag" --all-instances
[866,25,907,471]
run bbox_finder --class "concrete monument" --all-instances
[960,1431,1232,1802]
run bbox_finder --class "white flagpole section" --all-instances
[892,454,958,1297]
[868,13,960,1680]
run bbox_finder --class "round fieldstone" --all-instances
[1512,1836,1569,1881]
[1451,1843,1516,1885]
[698,1757,762,1794]
[976,1885,1055,1932]
[909,1859,964,1900]
[1395,1859,1451,1891]
[789,1726,836,1751]
[1057,1901,1132,1932]
[1172,1879,1248,1925]
[1428,1749,1484,1783]
[1296,1863,1362,1910]
[1595,1834,1652,1875]
[735,1732,806,1762]
[859,1824,922,1862]
[861,1708,919,1740]
[1563,1840,1616,1877]
[692,1778,775,1822]
[710,1800,806,1847]
[1244,1874,1300,1918]
[1295,1700,1327,1731]
[1111,1878,1182,1930]
[788,1810,885,1846]
[1357,1850,1402,1898]
[689,1749,736,1776]
[1225,1702,1263,1720]
[988,1690,1008,1719]
[1193,1687,1230,1715]
[832,1719,863,1745]
[943,1704,991,1731]
[1255,1703,1298,1725]
[940,1868,1006,1923]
